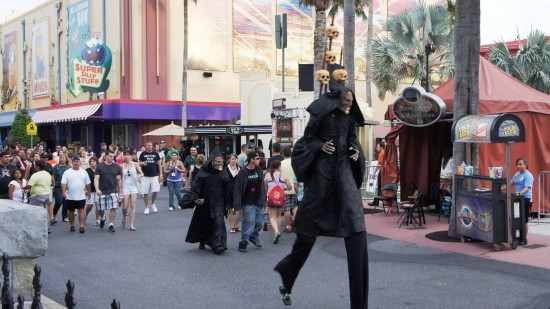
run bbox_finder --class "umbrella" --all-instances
[142,121,185,137]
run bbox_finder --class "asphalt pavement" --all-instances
[38,188,550,309]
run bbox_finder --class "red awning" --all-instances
[32,103,102,124]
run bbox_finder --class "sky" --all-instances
[0,0,549,45]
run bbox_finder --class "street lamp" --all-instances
[424,42,436,92]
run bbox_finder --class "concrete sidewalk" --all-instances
[363,201,550,270]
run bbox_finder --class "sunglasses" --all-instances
[127,170,131,176]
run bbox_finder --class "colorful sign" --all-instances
[453,114,525,144]
[70,36,112,97]
[26,121,38,136]
[32,18,50,98]
[2,31,18,110]
[392,86,446,127]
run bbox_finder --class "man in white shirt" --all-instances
[61,156,92,233]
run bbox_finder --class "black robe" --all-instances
[182,158,230,251]
[291,86,366,238]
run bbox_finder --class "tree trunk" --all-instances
[365,0,373,107]
[181,0,189,130]
[343,0,355,91]
[449,0,480,237]
[313,1,327,98]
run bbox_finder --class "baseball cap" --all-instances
[246,151,259,162]
[72,156,81,161]
[160,140,166,144]
[0,151,11,157]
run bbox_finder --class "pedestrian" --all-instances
[138,142,163,214]
[225,153,242,233]
[24,160,53,233]
[61,157,92,233]
[8,168,28,203]
[187,154,205,187]
[264,160,291,244]
[94,150,123,232]
[280,146,297,233]
[52,154,71,222]
[121,150,143,231]
[85,156,100,225]
[233,151,267,253]
[511,158,534,246]
[182,153,229,254]
[165,152,185,211]
[183,146,198,189]
[0,150,17,200]
[274,86,368,308]
[266,143,284,169]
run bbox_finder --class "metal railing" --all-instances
[537,171,550,224]
[1,253,121,309]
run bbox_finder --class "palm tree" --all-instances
[182,0,198,130]
[449,0,480,237]
[488,29,550,94]
[371,2,453,100]
[365,0,373,107]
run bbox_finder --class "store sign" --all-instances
[453,114,525,144]
[226,127,244,135]
[69,37,112,97]
[392,86,446,127]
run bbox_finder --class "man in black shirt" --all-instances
[94,150,123,232]
[138,142,163,214]
[267,143,284,170]
[233,151,266,252]
[0,151,17,199]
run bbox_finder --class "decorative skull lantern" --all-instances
[332,69,349,84]
[324,25,340,39]
[324,50,338,64]
[315,70,330,84]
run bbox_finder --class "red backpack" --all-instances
[267,175,286,207]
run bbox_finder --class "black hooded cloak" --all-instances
[291,86,366,238]
[182,154,230,251]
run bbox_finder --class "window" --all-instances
[112,124,133,148]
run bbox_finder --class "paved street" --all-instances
[38,188,550,309]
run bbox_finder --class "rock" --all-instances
[0,200,48,258]
[13,258,37,300]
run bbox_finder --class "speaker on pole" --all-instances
[298,64,314,91]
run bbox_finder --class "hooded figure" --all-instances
[274,86,369,308]
[181,153,229,255]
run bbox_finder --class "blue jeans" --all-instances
[167,180,182,209]
[241,205,264,244]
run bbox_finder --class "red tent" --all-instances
[388,57,550,215]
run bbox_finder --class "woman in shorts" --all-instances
[122,150,143,231]
[85,157,100,225]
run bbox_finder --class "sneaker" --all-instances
[169,207,174,211]
[94,220,100,226]
[79,227,85,234]
[109,225,115,233]
[249,238,263,248]
[284,226,292,233]
[63,218,69,222]
[178,206,182,210]
[99,217,106,229]
[151,204,158,213]
[273,233,281,244]
[238,241,248,252]
[144,207,150,215]
[519,240,528,246]
[70,226,76,232]
[279,286,292,306]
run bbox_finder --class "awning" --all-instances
[0,109,38,127]
[32,103,102,124]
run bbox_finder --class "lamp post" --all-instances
[424,42,436,92]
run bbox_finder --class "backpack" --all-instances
[267,174,286,208]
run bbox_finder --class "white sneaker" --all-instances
[144,207,150,215]
[169,207,174,211]
[94,220,100,226]
[151,204,158,213]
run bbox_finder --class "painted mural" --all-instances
[32,18,50,98]
[2,31,18,111]
[233,0,271,73]
[188,0,228,71]
[276,0,314,76]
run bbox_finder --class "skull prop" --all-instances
[325,25,340,39]
[315,70,330,84]
[324,50,338,64]
[332,69,349,84]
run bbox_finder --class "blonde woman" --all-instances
[264,160,291,244]
[122,150,143,231]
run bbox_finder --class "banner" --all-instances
[233,0,271,72]
[68,0,91,97]
[2,31,18,110]
[32,18,50,98]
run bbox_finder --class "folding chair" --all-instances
[371,183,398,215]
[398,192,423,228]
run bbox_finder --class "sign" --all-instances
[392,86,446,127]
[2,31,18,110]
[226,126,244,135]
[272,98,286,110]
[452,113,525,144]
[69,37,112,97]
[32,18,50,98]
[276,118,293,138]
[26,121,38,136]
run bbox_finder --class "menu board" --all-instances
[452,114,525,143]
